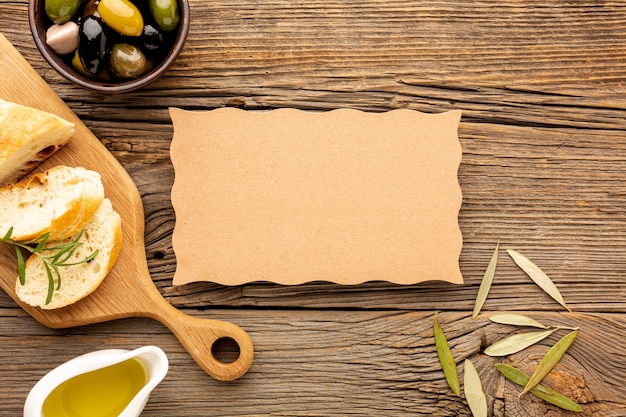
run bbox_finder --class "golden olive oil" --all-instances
[42,357,147,417]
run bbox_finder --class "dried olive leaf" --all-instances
[521,330,578,396]
[488,312,550,329]
[464,359,487,417]
[472,241,499,318]
[484,329,557,357]
[495,363,582,412]
[433,313,461,396]
[507,249,571,312]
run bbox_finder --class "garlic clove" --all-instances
[45,21,80,56]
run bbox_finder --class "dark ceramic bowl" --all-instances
[29,0,190,93]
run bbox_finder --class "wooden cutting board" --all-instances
[0,32,253,381]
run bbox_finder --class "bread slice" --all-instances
[0,99,75,186]
[15,198,122,309]
[0,165,105,242]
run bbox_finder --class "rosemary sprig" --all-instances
[1,227,99,305]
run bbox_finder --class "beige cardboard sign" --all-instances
[169,108,463,286]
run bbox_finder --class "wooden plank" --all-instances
[1,0,625,415]
[0,301,624,415]
[144,120,624,313]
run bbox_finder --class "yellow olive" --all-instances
[71,49,92,77]
[72,49,112,80]
[97,0,143,37]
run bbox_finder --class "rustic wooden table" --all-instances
[1,0,625,416]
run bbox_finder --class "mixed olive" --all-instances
[44,0,180,82]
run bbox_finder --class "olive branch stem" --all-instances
[1,227,99,305]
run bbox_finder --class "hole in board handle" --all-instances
[211,337,241,364]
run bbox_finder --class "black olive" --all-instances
[139,22,166,58]
[128,0,151,16]
[70,11,83,26]
[82,0,101,18]
[78,15,110,74]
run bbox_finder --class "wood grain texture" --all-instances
[1,0,625,415]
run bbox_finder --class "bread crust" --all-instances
[0,165,104,242]
[15,198,123,309]
[0,99,74,186]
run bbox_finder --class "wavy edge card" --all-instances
[169,108,463,286]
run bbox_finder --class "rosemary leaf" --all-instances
[507,249,571,312]
[484,329,557,357]
[464,359,487,417]
[33,232,51,253]
[472,241,499,318]
[52,264,62,291]
[495,363,582,412]
[2,226,13,241]
[49,231,82,264]
[434,313,461,396]
[43,262,55,305]
[521,330,578,396]
[1,228,99,305]
[488,312,550,329]
[15,246,26,285]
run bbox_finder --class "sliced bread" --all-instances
[0,98,75,186]
[15,198,123,309]
[0,165,105,242]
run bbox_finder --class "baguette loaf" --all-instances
[0,98,74,186]
[0,165,104,242]
[15,198,122,309]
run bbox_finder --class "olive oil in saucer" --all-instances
[41,357,147,417]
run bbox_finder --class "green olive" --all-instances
[149,0,180,32]
[109,43,148,79]
[45,0,80,24]
[97,0,143,37]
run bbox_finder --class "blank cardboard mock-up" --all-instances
[169,108,463,286]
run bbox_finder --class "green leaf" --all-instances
[59,249,99,267]
[33,232,51,253]
[495,363,582,412]
[472,241,499,318]
[507,249,571,312]
[521,330,578,396]
[2,226,101,305]
[49,233,81,263]
[51,264,62,291]
[484,329,557,357]
[15,246,26,285]
[488,312,550,329]
[54,243,78,264]
[434,314,461,396]
[2,226,14,241]
[43,262,55,305]
[464,359,487,417]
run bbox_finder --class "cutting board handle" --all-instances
[151,298,254,381]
